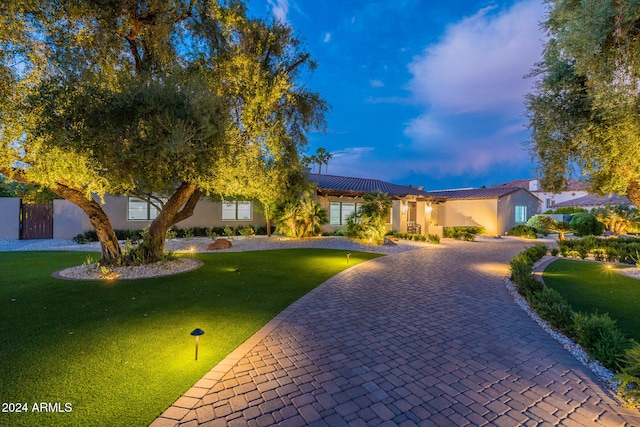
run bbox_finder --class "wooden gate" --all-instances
[20,203,53,239]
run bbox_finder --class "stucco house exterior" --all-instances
[493,178,589,211]
[425,187,542,236]
[308,174,447,237]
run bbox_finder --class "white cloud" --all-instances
[400,0,545,181]
[267,0,290,24]
[407,0,545,115]
[324,32,331,43]
[370,79,384,88]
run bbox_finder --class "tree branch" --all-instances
[171,188,203,226]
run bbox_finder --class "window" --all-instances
[128,197,161,220]
[222,201,252,221]
[330,202,361,225]
[515,205,527,223]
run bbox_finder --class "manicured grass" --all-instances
[543,259,640,342]
[0,249,381,427]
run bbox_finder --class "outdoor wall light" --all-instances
[425,205,433,215]
[190,328,205,361]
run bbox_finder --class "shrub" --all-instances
[529,288,575,336]
[618,343,640,408]
[526,215,555,236]
[428,234,440,244]
[569,213,604,236]
[346,192,392,245]
[73,233,88,244]
[551,248,560,256]
[275,197,328,238]
[238,226,255,237]
[508,224,537,239]
[573,312,630,371]
[443,226,485,240]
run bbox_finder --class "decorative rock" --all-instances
[206,239,232,250]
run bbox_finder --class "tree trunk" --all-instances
[52,184,122,265]
[627,180,640,209]
[138,182,201,262]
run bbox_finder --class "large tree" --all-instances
[0,0,326,264]
[526,0,640,206]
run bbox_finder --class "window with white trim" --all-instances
[515,205,527,223]
[128,197,162,220]
[222,201,252,221]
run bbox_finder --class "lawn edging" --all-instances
[506,248,640,410]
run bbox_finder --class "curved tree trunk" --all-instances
[627,180,640,209]
[0,169,123,264]
[52,184,122,265]
[138,182,202,262]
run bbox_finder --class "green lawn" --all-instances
[0,249,381,427]
[543,259,640,342]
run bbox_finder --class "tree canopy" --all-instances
[0,0,326,263]
[526,0,640,205]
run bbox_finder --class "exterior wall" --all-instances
[536,190,589,211]
[497,191,541,235]
[56,195,266,236]
[0,198,20,239]
[438,199,499,235]
[53,199,87,239]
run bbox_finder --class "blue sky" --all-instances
[248,0,547,190]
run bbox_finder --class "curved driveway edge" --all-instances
[152,239,640,426]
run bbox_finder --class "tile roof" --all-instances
[553,194,633,208]
[425,187,534,200]
[493,178,588,192]
[309,174,444,200]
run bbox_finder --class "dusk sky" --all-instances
[248,0,548,190]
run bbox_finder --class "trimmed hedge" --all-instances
[509,245,638,407]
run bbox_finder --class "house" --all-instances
[309,174,447,237]
[552,194,635,210]
[493,178,589,211]
[425,187,542,236]
[51,195,266,239]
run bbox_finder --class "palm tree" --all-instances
[314,147,333,174]
[548,220,573,240]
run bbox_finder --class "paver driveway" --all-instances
[152,238,640,426]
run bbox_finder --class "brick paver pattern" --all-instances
[152,239,640,426]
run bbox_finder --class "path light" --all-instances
[346,252,351,264]
[190,328,205,361]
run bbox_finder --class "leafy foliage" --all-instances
[443,226,485,241]
[275,197,328,238]
[345,192,392,245]
[526,0,640,205]
[569,212,604,236]
[508,224,537,239]
[526,215,556,236]
[591,204,639,234]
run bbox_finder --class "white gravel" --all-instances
[505,257,620,397]
[0,235,430,255]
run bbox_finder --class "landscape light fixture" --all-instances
[190,328,205,361]
[346,252,351,264]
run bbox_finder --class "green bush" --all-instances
[569,213,604,236]
[618,343,640,408]
[526,215,555,236]
[443,226,485,240]
[529,288,575,336]
[508,224,537,238]
[573,312,630,371]
[428,234,440,244]
[73,233,88,244]
[238,226,255,237]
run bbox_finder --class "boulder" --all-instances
[206,239,232,250]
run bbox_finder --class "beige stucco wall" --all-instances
[438,199,499,235]
[437,190,541,236]
[54,196,267,237]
